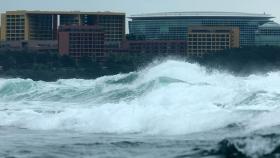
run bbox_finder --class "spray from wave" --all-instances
[0,60,280,136]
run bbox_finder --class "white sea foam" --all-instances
[0,60,280,135]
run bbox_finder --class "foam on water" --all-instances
[1,60,280,135]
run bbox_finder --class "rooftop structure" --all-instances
[255,22,280,46]
[130,12,273,18]
[258,21,280,29]
[129,11,273,46]
[5,10,124,16]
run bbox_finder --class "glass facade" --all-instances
[6,15,25,41]
[129,12,273,47]
[29,14,55,40]
[255,22,280,46]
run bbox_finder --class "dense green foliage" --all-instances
[0,46,280,81]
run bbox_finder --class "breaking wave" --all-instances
[1,60,280,135]
[216,134,280,157]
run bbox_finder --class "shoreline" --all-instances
[1,46,280,81]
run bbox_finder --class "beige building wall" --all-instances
[187,26,240,56]
[1,12,27,41]
[1,14,7,41]
[24,13,29,40]
[230,28,240,48]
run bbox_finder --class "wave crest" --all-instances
[1,60,280,135]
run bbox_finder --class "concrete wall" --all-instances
[0,14,7,41]
[58,32,69,55]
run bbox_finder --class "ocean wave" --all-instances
[216,133,280,158]
[0,60,280,135]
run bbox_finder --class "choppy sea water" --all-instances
[1,60,280,158]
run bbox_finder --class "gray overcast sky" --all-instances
[1,0,280,31]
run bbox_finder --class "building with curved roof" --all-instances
[130,12,273,18]
[129,12,274,47]
[258,21,280,29]
[255,22,280,46]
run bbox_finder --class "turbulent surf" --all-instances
[1,60,280,158]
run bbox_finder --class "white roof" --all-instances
[259,22,280,28]
[130,12,273,19]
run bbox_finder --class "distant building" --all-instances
[126,40,187,55]
[0,41,22,51]
[58,25,105,62]
[107,40,187,57]
[129,12,273,47]
[187,26,240,56]
[255,22,280,46]
[0,40,57,53]
[0,10,125,48]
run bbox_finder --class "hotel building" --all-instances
[187,26,240,56]
[0,10,125,47]
[58,25,105,61]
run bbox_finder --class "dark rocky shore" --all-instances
[1,46,280,81]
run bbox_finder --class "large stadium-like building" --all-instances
[129,12,274,47]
